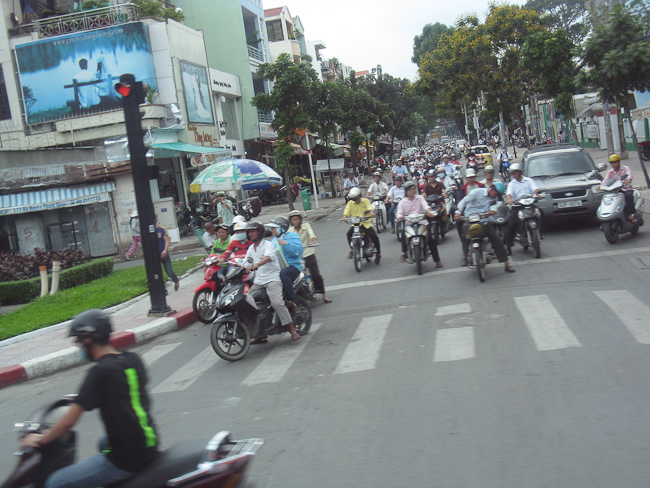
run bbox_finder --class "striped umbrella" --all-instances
[189,159,282,193]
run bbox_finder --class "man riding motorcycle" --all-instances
[479,165,501,186]
[505,162,541,254]
[455,183,515,273]
[386,176,405,233]
[367,171,389,200]
[266,215,304,312]
[442,154,455,175]
[342,187,381,263]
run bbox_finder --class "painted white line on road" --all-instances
[334,314,393,375]
[326,246,650,292]
[433,327,475,362]
[436,303,472,316]
[140,342,182,368]
[514,295,582,351]
[593,290,650,344]
[151,346,217,394]
[241,324,322,386]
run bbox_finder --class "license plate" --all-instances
[558,200,582,208]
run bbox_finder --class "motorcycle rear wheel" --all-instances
[376,210,384,233]
[529,227,541,258]
[353,244,362,272]
[604,221,620,244]
[474,248,485,282]
[210,320,251,361]
[292,297,312,336]
[192,289,218,324]
[414,245,423,275]
[641,150,650,162]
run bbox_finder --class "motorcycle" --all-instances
[236,197,261,222]
[511,194,544,258]
[343,214,379,272]
[597,177,645,244]
[210,260,313,361]
[461,205,508,282]
[371,196,388,233]
[498,157,511,182]
[426,194,449,242]
[639,141,650,162]
[390,197,405,241]
[258,186,294,206]
[175,203,194,237]
[466,156,478,172]
[1,395,263,488]
[402,213,429,275]
[416,176,427,195]
[193,254,230,324]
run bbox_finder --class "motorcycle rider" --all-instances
[267,216,303,312]
[455,184,515,273]
[341,187,381,263]
[201,222,218,251]
[497,148,514,174]
[217,221,252,264]
[436,165,457,189]
[386,176,406,233]
[462,168,483,197]
[396,181,443,267]
[244,221,301,342]
[602,154,637,223]
[211,224,231,254]
[505,162,541,254]
[480,165,501,186]
[442,154,455,175]
[21,309,159,488]
[343,172,359,191]
[367,171,389,200]
[424,169,447,198]
[392,159,409,181]
[289,210,332,303]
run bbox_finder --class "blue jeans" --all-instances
[280,265,300,302]
[388,205,397,228]
[45,453,134,488]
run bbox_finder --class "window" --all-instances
[266,20,283,42]
[0,66,11,120]
[222,98,239,140]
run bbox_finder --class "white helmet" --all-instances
[233,221,247,232]
[466,168,477,177]
[232,215,246,224]
[349,187,362,199]
[510,163,522,173]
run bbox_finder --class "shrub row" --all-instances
[0,257,114,306]
[0,248,86,282]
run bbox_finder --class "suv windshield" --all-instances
[473,146,489,154]
[526,152,594,178]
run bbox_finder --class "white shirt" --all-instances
[507,176,538,200]
[245,240,281,285]
[368,181,389,199]
[387,185,405,200]
[202,231,217,249]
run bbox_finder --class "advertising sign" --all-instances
[180,60,214,125]
[15,22,157,125]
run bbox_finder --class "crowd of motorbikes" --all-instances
[176,197,261,237]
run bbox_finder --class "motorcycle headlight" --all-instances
[430,210,438,217]
[205,256,215,266]
[518,210,525,219]
[603,195,616,205]
[519,198,535,206]
[534,208,541,217]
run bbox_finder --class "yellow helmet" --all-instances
[609,154,621,163]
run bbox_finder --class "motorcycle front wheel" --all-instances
[376,210,384,233]
[353,243,362,272]
[210,320,251,361]
[529,226,541,258]
[192,289,218,324]
[474,248,485,282]
[292,297,312,336]
[414,244,423,275]
[603,221,620,244]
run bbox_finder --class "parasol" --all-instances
[189,159,282,193]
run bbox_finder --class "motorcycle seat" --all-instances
[110,439,207,488]
[293,272,305,287]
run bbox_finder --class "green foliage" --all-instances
[412,22,453,66]
[81,0,111,10]
[524,0,591,45]
[146,84,159,104]
[133,0,185,22]
[0,257,114,306]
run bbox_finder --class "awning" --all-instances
[315,158,345,173]
[151,143,233,166]
[0,182,116,216]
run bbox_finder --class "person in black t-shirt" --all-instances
[22,309,159,488]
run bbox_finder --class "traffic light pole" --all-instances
[117,74,171,315]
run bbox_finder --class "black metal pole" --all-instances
[117,74,170,315]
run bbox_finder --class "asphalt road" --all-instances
[1,215,649,487]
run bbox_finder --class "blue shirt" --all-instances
[155,226,168,254]
[271,232,303,271]
[456,188,496,216]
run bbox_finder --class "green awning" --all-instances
[151,143,233,164]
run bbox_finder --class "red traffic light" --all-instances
[115,83,132,97]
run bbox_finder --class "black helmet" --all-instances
[271,215,290,235]
[69,309,112,342]
[246,221,265,243]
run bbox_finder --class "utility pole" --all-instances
[115,74,171,316]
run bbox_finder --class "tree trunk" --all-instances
[326,145,336,198]
[624,100,650,188]
[615,100,629,159]
[568,118,579,148]
[285,164,295,211]
[504,97,530,148]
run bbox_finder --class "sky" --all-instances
[275,0,525,81]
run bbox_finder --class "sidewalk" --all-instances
[0,201,343,390]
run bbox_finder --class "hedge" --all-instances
[0,257,114,306]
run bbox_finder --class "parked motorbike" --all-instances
[343,215,379,272]
[638,141,650,162]
[175,203,193,237]
[236,197,261,222]
[510,194,544,258]
[402,213,429,275]
[1,396,263,488]
[597,177,645,244]
[258,186,294,206]
[210,260,312,361]
[371,196,388,233]
[461,207,507,282]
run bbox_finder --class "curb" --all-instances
[0,307,197,391]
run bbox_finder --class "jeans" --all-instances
[161,255,179,283]
[623,190,635,216]
[280,265,301,302]
[304,254,325,294]
[462,222,508,263]
[45,453,133,488]
[388,205,397,228]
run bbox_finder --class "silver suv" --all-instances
[521,144,607,221]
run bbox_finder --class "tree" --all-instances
[133,0,185,22]
[580,4,650,185]
[525,0,591,45]
[251,53,320,209]
[412,22,453,67]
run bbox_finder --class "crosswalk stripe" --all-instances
[140,342,182,368]
[334,314,393,375]
[593,290,650,344]
[514,295,582,351]
[435,303,472,316]
[434,326,475,362]
[151,346,217,394]
[241,324,322,386]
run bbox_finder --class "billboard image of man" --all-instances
[73,58,100,109]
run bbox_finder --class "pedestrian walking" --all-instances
[155,217,179,292]
[125,210,141,260]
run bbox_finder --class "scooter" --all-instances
[511,193,544,258]
[390,197,405,241]
[461,204,508,283]
[371,196,388,233]
[426,194,448,242]
[402,213,429,276]
[193,254,230,324]
[1,396,263,488]
[466,156,478,172]
[499,157,511,182]
[597,178,645,244]
[639,141,650,162]
[210,260,313,361]
[343,214,379,272]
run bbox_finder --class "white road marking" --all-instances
[151,347,217,394]
[436,303,472,316]
[241,324,322,386]
[433,327,475,362]
[140,342,182,368]
[514,295,582,351]
[593,290,650,344]
[326,246,650,292]
[334,314,393,374]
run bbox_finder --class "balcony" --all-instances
[18,3,140,39]
[257,110,273,124]
[247,44,264,63]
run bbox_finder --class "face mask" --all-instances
[77,346,91,363]
[438,173,445,179]
[235,232,246,241]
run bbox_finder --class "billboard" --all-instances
[15,22,157,125]
[180,60,214,125]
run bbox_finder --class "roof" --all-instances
[264,7,283,17]
[355,70,369,77]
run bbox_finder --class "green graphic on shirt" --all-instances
[124,368,157,447]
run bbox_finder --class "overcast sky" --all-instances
[274,0,525,81]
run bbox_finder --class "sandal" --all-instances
[436,262,444,268]
[399,254,406,263]
[251,337,268,344]
[323,298,333,303]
